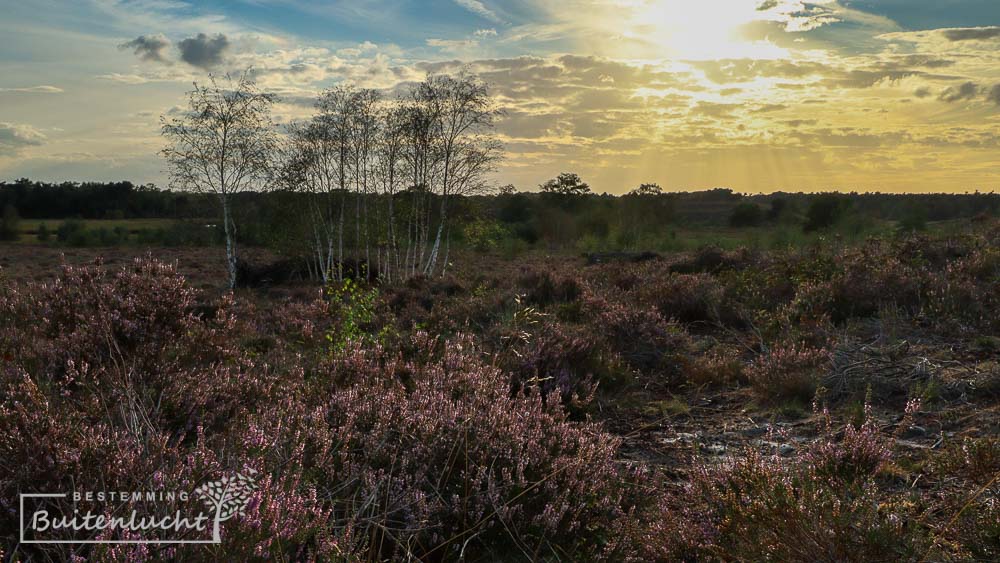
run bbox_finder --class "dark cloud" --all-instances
[756,0,779,11]
[988,85,1000,106]
[0,122,45,156]
[692,57,961,91]
[938,82,980,103]
[119,34,171,63]
[875,55,954,70]
[914,87,932,98]
[177,33,229,69]
[941,27,1000,41]
[416,55,697,102]
[820,69,924,89]
[498,111,566,138]
[691,102,741,118]
[751,103,788,113]
[790,128,907,148]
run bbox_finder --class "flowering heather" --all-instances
[0,258,664,560]
[691,446,925,561]
[804,403,893,485]
[3,227,1000,560]
[635,271,738,326]
[746,342,831,402]
[595,299,693,380]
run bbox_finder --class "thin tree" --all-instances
[161,71,277,289]
[375,106,409,282]
[421,73,501,276]
[348,89,382,280]
[316,85,358,282]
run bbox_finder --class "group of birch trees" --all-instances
[281,74,502,284]
[161,71,502,288]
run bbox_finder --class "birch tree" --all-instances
[161,71,277,289]
[419,74,501,275]
[282,72,501,282]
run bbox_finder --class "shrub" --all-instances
[925,247,1000,331]
[804,193,850,232]
[309,334,646,559]
[692,448,924,561]
[805,405,892,485]
[597,300,693,380]
[637,272,741,327]
[933,437,1000,487]
[518,270,581,306]
[463,219,510,252]
[325,278,381,353]
[504,321,602,409]
[746,343,830,402]
[686,346,745,386]
[729,202,763,227]
[0,204,19,241]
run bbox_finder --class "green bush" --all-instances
[56,219,87,245]
[463,219,509,252]
[729,202,763,227]
[804,194,851,232]
[0,204,20,241]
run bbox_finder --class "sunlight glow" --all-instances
[625,0,789,60]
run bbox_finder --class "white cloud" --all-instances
[453,0,501,23]
[0,85,64,94]
[0,122,46,156]
[426,38,478,50]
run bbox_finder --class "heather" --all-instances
[2,224,1000,560]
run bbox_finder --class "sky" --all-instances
[0,0,998,194]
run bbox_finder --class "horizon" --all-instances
[1,1,999,193]
[3,177,1000,198]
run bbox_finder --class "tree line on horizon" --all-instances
[3,175,999,253]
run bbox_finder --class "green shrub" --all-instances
[325,278,381,353]
[0,204,20,241]
[729,202,763,227]
[463,219,509,252]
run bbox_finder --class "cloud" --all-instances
[938,82,980,103]
[0,85,63,94]
[97,73,157,84]
[752,103,788,113]
[0,122,46,156]
[988,85,1000,106]
[453,0,501,23]
[178,33,230,69]
[757,0,779,11]
[474,28,497,37]
[914,87,932,99]
[941,27,1000,41]
[119,34,171,63]
[426,38,478,50]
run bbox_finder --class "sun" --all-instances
[613,0,789,61]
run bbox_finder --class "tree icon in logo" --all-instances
[194,469,258,543]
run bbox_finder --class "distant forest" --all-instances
[2,177,997,223]
[2,178,999,254]
[0,178,1000,225]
